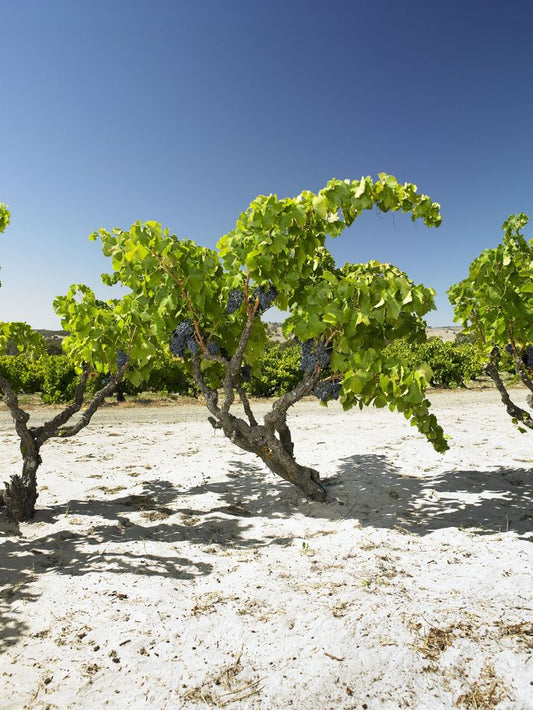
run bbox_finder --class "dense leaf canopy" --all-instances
[0,321,46,359]
[448,213,533,360]
[81,175,447,452]
[54,286,151,385]
[448,213,533,431]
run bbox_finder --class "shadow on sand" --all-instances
[1,453,531,652]
[330,454,532,537]
[172,453,532,539]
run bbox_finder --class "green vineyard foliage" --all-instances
[0,352,195,403]
[0,335,488,403]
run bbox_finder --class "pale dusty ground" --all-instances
[1,389,532,710]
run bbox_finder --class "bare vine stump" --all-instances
[3,476,38,521]
[3,455,41,522]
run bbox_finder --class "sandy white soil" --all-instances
[1,389,532,709]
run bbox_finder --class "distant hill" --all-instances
[37,330,67,338]
[37,330,67,355]
[265,323,462,343]
[426,326,462,342]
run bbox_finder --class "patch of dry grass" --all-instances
[497,620,533,649]
[182,647,263,707]
[456,666,508,709]
[410,619,476,660]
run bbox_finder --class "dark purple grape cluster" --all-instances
[170,320,223,358]
[226,290,245,314]
[522,344,533,369]
[313,380,341,402]
[240,364,252,382]
[187,337,200,355]
[170,320,195,357]
[504,343,533,370]
[189,326,222,357]
[206,339,220,356]
[116,350,129,368]
[300,339,332,372]
[252,285,277,312]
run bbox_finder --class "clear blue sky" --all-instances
[1,0,532,329]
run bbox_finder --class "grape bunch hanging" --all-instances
[116,350,129,368]
[170,320,221,358]
[252,285,277,313]
[300,338,332,372]
[225,286,277,315]
[524,345,533,370]
[504,343,533,370]
[313,380,342,402]
[226,290,245,314]
[240,364,252,382]
[170,320,196,357]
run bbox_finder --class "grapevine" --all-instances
[90,175,447,501]
[448,212,533,431]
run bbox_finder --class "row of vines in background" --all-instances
[0,336,518,403]
[255,337,523,393]
[250,338,486,395]
[0,352,196,403]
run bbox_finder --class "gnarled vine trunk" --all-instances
[257,445,327,501]
[196,320,329,502]
[3,452,42,522]
[208,409,327,501]
[485,361,533,430]
[1,364,127,522]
